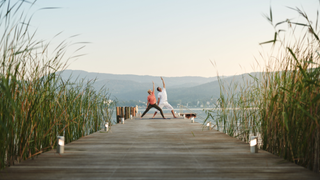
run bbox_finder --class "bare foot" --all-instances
[140,117,142,119]
[173,116,177,118]
[163,117,166,119]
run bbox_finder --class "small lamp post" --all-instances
[207,122,211,130]
[57,136,64,154]
[130,115,132,119]
[104,122,109,131]
[183,114,185,119]
[121,117,124,124]
[250,136,258,153]
[191,117,194,123]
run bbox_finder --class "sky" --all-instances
[23,0,319,77]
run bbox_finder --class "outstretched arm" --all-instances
[152,81,155,93]
[161,77,166,88]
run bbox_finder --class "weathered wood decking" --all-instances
[1,114,319,180]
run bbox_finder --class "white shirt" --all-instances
[158,88,168,104]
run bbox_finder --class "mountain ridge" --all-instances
[58,69,259,107]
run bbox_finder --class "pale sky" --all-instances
[26,0,318,77]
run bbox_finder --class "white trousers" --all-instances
[155,101,174,113]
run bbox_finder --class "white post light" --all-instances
[177,113,180,117]
[191,117,194,123]
[250,136,258,153]
[130,115,132,119]
[183,114,185,119]
[57,136,64,154]
[104,122,109,131]
[207,122,211,130]
[121,117,124,124]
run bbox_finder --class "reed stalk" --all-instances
[206,6,320,172]
[0,1,115,169]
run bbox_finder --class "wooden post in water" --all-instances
[130,107,135,118]
[121,107,125,119]
[116,106,138,122]
[125,107,130,119]
[116,107,125,123]
[116,107,120,116]
[128,107,131,119]
[116,107,120,123]
[124,107,127,119]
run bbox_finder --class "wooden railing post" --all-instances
[116,106,139,123]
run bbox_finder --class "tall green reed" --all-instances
[0,1,114,169]
[206,7,320,172]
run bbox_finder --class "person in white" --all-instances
[152,77,177,118]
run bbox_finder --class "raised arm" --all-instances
[152,81,155,93]
[161,77,165,88]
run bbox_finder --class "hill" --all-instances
[58,70,259,107]
[59,70,218,88]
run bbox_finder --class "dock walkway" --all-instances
[1,114,319,179]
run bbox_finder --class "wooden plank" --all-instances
[0,113,319,180]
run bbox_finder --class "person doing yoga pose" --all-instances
[152,77,177,118]
[140,81,166,119]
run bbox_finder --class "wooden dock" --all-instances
[1,114,319,180]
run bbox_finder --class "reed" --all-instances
[0,1,114,169]
[206,7,320,172]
